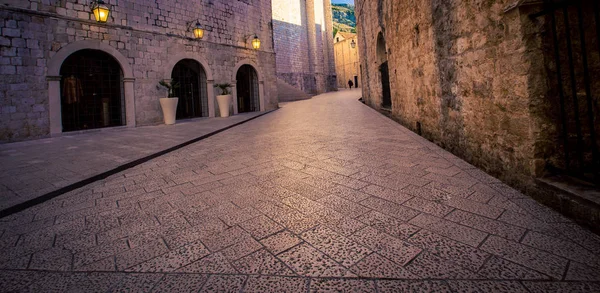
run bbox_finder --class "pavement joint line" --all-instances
[0,109,277,219]
[0,268,593,282]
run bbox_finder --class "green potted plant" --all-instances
[158,79,180,125]
[214,83,232,117]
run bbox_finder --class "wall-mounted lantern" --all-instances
[187,20,205,39]
[244,34,261,50]
[91,0,110,23]
[251,34,261,50]
[350,39,356,49]
[192,22,205,39]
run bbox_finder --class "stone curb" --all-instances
[0,109,278,219]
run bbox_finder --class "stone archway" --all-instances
[59,49,125,131]
[171,59,209,119]
[235,65,260,113]
[47,40,135,135]
[231,60,265,115]
[165,53,215,117]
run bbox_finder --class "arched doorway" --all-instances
[171,59,208,119]
[236,65,260,113]
[377,32,392,109]
[59,49,125,132]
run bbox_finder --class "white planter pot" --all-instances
[216,95,232,117]
[159,97,179,125]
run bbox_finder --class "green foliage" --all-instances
[332,4,356,32]
[214,83,232,95]
[158,79,180,98]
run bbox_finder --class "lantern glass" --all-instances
[193,23,204,39]
[92,1,110,23]
[252,36,261,50]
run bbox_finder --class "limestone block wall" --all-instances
[272,0,336,94]
[356,0,547,188]
[272,0,313,92]
[0,0,278,142]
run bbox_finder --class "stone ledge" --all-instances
[536,176,600,234]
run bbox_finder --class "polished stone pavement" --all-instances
[1,90,599,292]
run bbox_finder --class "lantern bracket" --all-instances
[90,0,107,9]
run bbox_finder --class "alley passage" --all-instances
[1,90,599,292]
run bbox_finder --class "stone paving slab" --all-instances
[0,112,265,211]
[1,90,600,291]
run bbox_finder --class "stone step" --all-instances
[277,79,313,102]
[535,175,600,234]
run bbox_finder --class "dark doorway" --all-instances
[380,61,392,108]
[60,49,124,132]
[377,32,392,109]
[534,0,599,184]
[354,75,359,88]
[236,65,260,113]
[172,59,208,120]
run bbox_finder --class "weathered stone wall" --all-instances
[0,0,278,142]
[272,0,336,94]
[356,0,548,188]
[334,34,361,89]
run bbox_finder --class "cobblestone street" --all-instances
[1,90,599,292]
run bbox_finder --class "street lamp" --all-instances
[350,39,356,49]
[91,0,110,23]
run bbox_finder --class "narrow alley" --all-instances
[1,90,599,292]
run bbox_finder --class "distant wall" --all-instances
[272,0,336,94]
[334,35,361,89]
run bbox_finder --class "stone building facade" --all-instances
[272,0,336,94]
[333,31,360,89]
[0,0,278,142]
[356,0,599,222]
